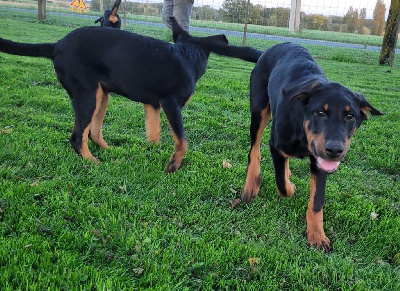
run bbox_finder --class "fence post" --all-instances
[242,0,250,46]
[100,0,104,13]
[123,0,127,29]
[38,0,46,21]
[289,0,301,33]
[379,0,400,66]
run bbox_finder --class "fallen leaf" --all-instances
[1,126,13,134]
[24,244,33,248]
[230,198,241,208]
[222,159,232,169]
[248,257,261,272]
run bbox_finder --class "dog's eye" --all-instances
[346,113,355,121]
[315,109,325,117]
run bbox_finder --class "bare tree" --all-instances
[372,0,386,35]
[358,8,367,34]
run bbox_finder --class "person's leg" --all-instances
[162,0,174,29]
[173,0,193,32]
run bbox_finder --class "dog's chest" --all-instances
[271,118,310,158]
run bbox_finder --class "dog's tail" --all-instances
[169,16,262,63]
[0,37,55,59]
[203,42,263,63]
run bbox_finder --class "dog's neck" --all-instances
[174,42,209,81]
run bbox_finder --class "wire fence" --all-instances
[0,0,398,55]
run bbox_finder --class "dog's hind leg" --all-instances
[242,107,270,202]
[69,88,102,164]
[270,146,296,197]
[160,99,187,173]
[144,104,161,143]
[306,160,331,252]
[89,86,109,149]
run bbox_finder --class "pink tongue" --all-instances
[317,157,340,172]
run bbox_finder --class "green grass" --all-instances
[1,16,400,290]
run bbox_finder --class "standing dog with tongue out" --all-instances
[241,42,383,252]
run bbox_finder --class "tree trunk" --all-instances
[379,0,400,66]
[38,0,46,21]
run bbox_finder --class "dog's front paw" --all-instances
[277,181,296,197]
[286,182,296,197]
[165,156,180,174]
[307,231,332,253]
[242,175,261,202]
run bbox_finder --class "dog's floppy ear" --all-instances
[170,17,190,43]
[355,93,384,121]
[283,79,322,105]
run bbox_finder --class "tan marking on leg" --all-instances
[242,107,271,201]
[166,131,188,173]
[283,159,295,197]
[306,173,330,252]
[80,125,100,164]
[90,87,109,149]
[144,104,161,143]
[79,86,106,164]
[185,94,194,106]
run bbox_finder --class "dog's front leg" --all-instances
[306,158,331,252]
[160,99,187,173]
[270,146,296,197]
[242,107,270,202]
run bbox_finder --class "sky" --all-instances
[191,0,392,19]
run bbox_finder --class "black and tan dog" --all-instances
[94,0,122,29]
[242,42,383,252]
[0,18,261,173]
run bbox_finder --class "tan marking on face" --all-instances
[324,104,328,111]
[109,15,118,24]
[304,119,325,157]
[306,173,330,251]
[242,107,271,201]
[345,105,350,112]
[144,104,161,143]
[90,86,109,149]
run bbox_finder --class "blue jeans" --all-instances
[162,0,194,32]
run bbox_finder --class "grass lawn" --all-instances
[0,15,400,290]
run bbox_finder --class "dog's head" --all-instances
[285,80,383,173]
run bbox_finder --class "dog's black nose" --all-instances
[325,141,344,159]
